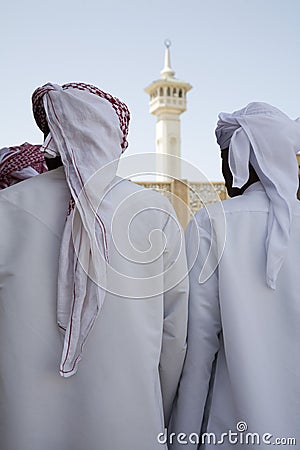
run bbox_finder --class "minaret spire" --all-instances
[160,39,175,79]
[145,40,192,181]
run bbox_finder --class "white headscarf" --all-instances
[215,102,300,289]
[32,82,130,377]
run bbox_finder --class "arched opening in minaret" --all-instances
[167,87,171,96]
[178,89,183,98]
[159,87,163,97]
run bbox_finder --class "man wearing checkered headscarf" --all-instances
[0,82,188,450]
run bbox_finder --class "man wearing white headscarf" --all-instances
[170,102,300,449]
[0,82,188,450]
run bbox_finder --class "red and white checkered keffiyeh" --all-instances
[32,82,130,152]
[32,82,130,377]
[0,143,48,189]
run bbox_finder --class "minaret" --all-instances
[145,40,192,180]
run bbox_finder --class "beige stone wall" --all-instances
[136,180,228,229]
[137,156,300,228]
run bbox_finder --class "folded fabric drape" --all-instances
[32,82,130,376]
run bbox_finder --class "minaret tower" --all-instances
[145,40,192,180]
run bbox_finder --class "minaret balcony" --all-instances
[149,96,187,115]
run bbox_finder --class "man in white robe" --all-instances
[0,82,188,450]
[170,103,300,449]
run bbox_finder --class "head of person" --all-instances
[32,82,130,159]
[32,82,130,172]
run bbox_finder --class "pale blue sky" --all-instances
[1,0,300,180]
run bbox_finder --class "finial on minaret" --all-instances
[160,39,175,79]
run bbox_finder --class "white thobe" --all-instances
[170,182,300,449]
[0,167,188,450]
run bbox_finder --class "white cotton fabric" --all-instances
[0,168,188,450]
[170,184,300,449]
[40,84,124,377]
[215,102,300,289]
